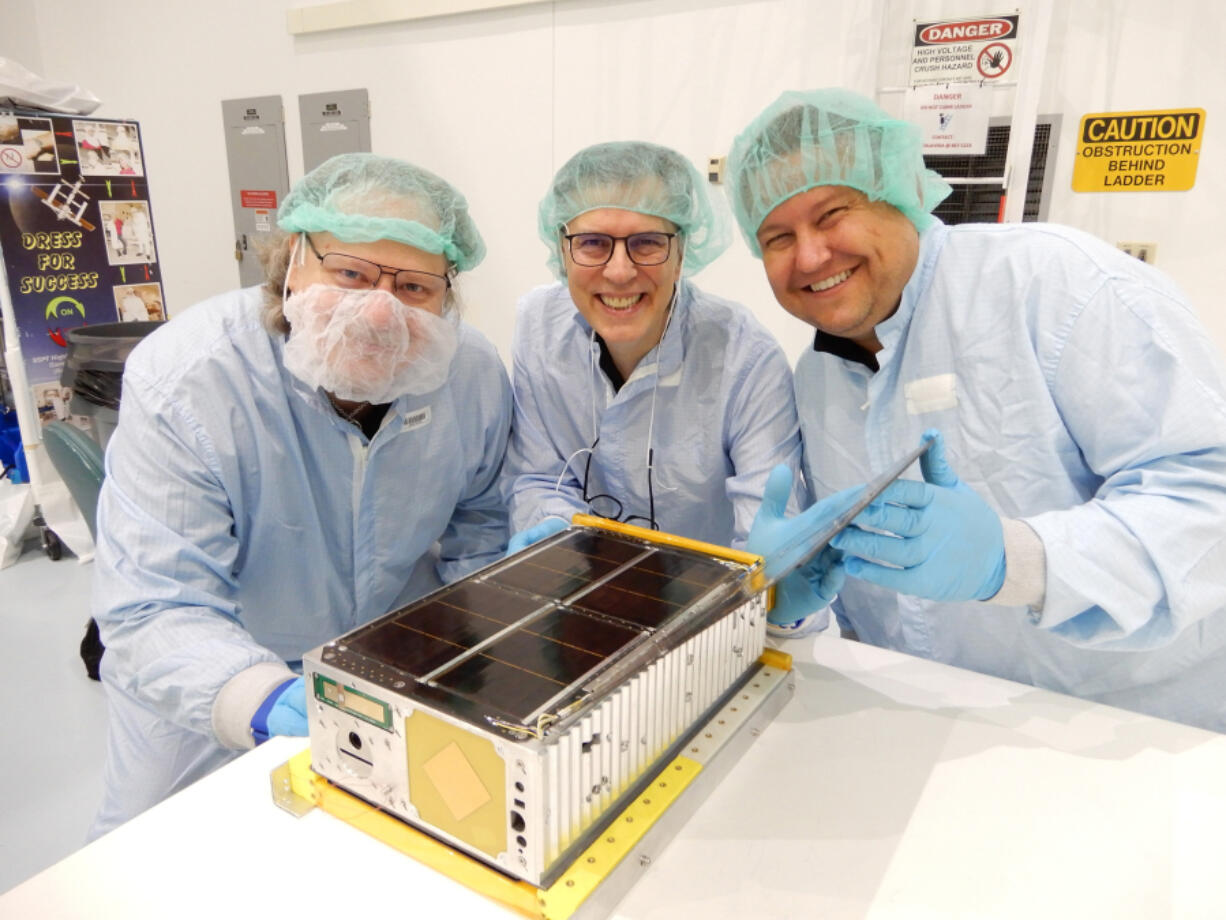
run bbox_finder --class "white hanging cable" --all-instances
[552,325,601,494]
[642,281,680,493]
[555,235,685,524]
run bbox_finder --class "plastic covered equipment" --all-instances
[278,153,486,272]
[0,57,100,114]
[725,88,952,255]
[61,321,163,448]
[537,140,730,279]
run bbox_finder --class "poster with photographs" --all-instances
[0,109,165,395]
[73,119,144,177]
[98,200,157,265]
[113,282,164,321]
[0,113,59,174]
[31,381,94,434]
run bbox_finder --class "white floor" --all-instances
[0,542,107,895]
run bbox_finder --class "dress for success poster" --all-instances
[1,110,165,423]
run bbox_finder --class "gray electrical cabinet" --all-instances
[299,89,371,173]
[221,95,290,288]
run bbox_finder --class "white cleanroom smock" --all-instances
[504,280,803,547]
[90,285,511,835]
[799,221,1226,732]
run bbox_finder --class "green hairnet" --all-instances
[725,89,952,256]
[538,141,730,279]
[278,152,485,272]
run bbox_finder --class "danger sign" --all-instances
[910,14,1019,86]
[1072,108,1206,192]
[240,189,278,209]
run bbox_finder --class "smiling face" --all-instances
[562,208,681,380]
[756,186,919,353]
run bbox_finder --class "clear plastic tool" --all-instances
[758,439,933,589]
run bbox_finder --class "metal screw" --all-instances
[639,855,651,868]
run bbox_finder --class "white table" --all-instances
[5,635,1225,919]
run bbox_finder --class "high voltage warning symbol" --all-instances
[1073,108,1206,192]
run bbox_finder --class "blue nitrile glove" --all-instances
[747,464,864,585]
[251,676,307,745]
[747,465,864,636]
[506,516,568,556]
[832,430,1006,602]
[765,550,844,639]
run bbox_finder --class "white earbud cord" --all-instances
[642,281,680,497]
[553,325,601,494]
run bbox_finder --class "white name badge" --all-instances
[904,373,958,414]
[402,406,432,432]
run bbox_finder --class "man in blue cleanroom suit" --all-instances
[723,88,1226,732]
[503,141,858,629]
[89,154,512,836]
[506,140,805,544]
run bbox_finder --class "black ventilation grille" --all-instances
[925,122,1052,224]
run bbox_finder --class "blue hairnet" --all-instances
[538,141,730,279]
[278,153,485,272]
[725,89,952,256]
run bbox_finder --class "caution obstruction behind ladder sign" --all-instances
[1072,108,1206,192]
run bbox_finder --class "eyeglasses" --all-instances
[304,235,450,307]
[581,437,658,530]
[563,231,677,267]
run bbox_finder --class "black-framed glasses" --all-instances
[304,234,451,307]
[581,437,658,530]
[563,231,677,267]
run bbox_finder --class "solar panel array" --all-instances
[333,529,740,725]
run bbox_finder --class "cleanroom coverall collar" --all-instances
[813,329,878,371]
